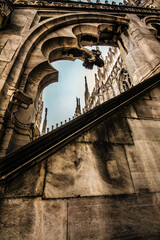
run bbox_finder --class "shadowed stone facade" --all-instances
[0,0,160,239]
[1,85,160,239]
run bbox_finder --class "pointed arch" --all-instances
[0,12,129,153]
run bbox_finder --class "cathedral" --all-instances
[0,0,160,239]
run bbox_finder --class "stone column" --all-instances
[118,14,160,85]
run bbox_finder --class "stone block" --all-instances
[0,35,22,62]
[106,160,121,179]
[133,99,160,120]
[55,26,76,38]
[68,194,160,239]
[120,105,138,119]
[140,92,151,100]
[0,198,36,240]
[127,118,160,141]
[0,61,7,76]
[44,142,133,199]
[125,140,160,192]
[4,161,46,197]
[0,198,67,240]
[77,114,133,144]
[0,34,10,48]
[76,121,107,143]
[149,85,160,98]
[40,199,67,240]
[10,12,27,27]
[106,115,133,144]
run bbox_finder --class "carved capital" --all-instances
[0,0,13,30]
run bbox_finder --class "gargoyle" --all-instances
[61,45,104,70]
[82,47,104,70]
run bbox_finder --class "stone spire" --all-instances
[42,107,47,135]
[35,92,43,130]
[95,73,99,91]
[84,76,90,110]
[75,97,81,117]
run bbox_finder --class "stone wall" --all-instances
[0,8,37,155]
[0,3,160,239]
[1,84,160,239]
[0,3,160,155]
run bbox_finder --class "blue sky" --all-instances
[42,0,123,131]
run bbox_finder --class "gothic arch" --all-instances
[0,12,130,153]
[3,10,160,154]
[0,12,129,108]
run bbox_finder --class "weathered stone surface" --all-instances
[0,4,160,240]
[10,11,28,27]
[77,114,133,144]
[4,161,46,197]
[0,198,67,240]
[44,142,134,198]
[68,194,160,240]
[120,105,138,119]
[140,92,151,100]
[125,140,160,192]
[0,34,10,48]
[127,118,160,141]
[149,85,160,99]
[106,115,133,144]
[0,35,22,62]
[0,198,36,240]
[76,121,108,143]
[126,14,160,82]
[133,99,160,120]
[40,199,67,240]
[0,61,7,76]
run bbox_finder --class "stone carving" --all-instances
[62,46,104,69]
[74,47,133,116]
[11,90,33,110]
[35,92,43,130]
[136,0,160,8]
[13,0,160,14]
[82,47,104,70]
[119,68,133,91]
[0,0,13,29]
